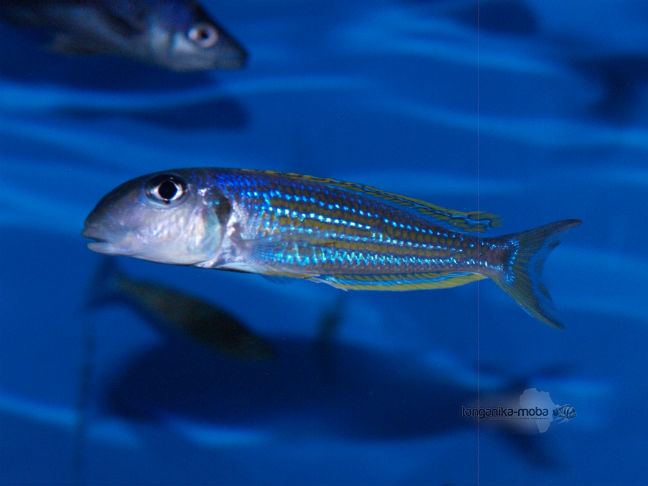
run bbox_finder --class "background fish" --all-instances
[83,168,581,329]
[105,334,560,466]
[0,0,247,70]
[88,257,275,360]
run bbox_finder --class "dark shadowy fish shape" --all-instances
[399,0,539,36]
[568,53,648,122]
[57,96,248,130]
[0,0,247,70]
[445,0,539,36]
[0,40,213,91]
[314,294,346,344]
[88,258,275,360]
[104,336,557,466]
[83,169,581,329]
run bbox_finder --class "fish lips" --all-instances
[82,225,132,256]
[214,43,248,69]
[214,53,247,69]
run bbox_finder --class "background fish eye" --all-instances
[146,175,186,204]
[188,23,219,48]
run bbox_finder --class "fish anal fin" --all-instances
[313,271,486,291]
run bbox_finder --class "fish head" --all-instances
[83,170,230,265]
[149,1,248,71]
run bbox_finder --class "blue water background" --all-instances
[1,0,647,484]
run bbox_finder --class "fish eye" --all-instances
[188,23,219,48]
[146,175,187,205]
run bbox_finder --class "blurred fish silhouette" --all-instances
[104,334,560,466]
[412,0,540,37]
[552,404,576,423]
[569,54,648,121]
[451,0,538,36]
[315,294,346,345]
[0,0,247,70]
[88,258,275,360]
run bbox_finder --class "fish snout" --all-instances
[82,221,115,254]
[216,43,248,69]
[82,209,130,256]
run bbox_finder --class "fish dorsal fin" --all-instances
[103,2,149,34]
[256,171,502,233]
[318,177,502,233]
[47,3,146,55]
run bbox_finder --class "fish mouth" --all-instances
[82,227,128,256]
[85,237,121,255]
[86,239,134,256]
[213,46,248,69]
[215,56,247,69]
[215,43,248,69]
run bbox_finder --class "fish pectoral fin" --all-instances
[312,272,486,291]
[218,261,319,281]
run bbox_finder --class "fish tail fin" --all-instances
[490,219,581,329]
[85,257,125,309]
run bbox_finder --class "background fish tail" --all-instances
[490,219,581,329]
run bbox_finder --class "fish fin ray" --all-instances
[96,4,147,37]
[240,235,338,271]
[252,170,502,232]
[491,219,581,329]
[218,262,313,279]
[312,272,486,291]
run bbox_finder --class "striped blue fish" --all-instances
[82,168,581,329]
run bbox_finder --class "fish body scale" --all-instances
[204,170,508,276]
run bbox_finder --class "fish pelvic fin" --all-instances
[491,219,581,329]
